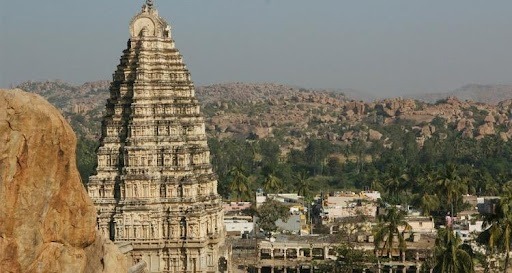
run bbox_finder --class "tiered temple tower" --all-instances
[87,1,227,272]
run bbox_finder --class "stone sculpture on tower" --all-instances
[87,1,228,272]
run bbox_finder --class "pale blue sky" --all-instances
[2,0,512,96]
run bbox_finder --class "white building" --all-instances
[224,216,254,237]
[256,193,304,208]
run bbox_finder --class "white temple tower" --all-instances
[87,1,227,272]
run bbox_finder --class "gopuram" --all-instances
[87,1,228,272]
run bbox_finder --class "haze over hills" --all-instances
[17,79,512,106]
[411,84,512,105]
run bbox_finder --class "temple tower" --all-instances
[87,1,227,272]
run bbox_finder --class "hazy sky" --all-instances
[2,0,512,97]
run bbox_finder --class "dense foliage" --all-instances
[75,114,512,219]
[209,118,512,217]
[76,137,98,186]
[478,182,512,273]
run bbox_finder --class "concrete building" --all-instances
[224,216,254,238]
[87,1,227,272]
[223,202,252,213]
[321,192,378,224]
[477,196,500,214]
[256,193,304,208]
[238,234,431,273]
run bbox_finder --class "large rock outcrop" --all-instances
[0,89,127,273]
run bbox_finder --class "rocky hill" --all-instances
[14,80,512,151]
[16,80,110,139]
[196,82,346,104]
[16,80,111,112]
[15,81,348,140]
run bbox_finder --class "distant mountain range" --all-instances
[16,79,512,105]
[195,82,512,105]
[410,84,512,105]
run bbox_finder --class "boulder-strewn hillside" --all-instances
[15,80,512,148]
[16,81,349,140]
[16,80,110,139]
[196,82,346,104]
[16,80,110,112]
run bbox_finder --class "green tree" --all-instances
[305,139,333,175]
[433,228,474,273]
[337,213,369,245]
[479,183,512,273]
[295,171,311,198]
[418,193,440,216]
[76,137,98,185]
[411,169,441,216]
[374,206,412,259]
[208,138,256,198]
[227,166,251,202]
[336,244,377,273]
[349,139,367,174]
[258,139,280,167]
[326,157,344,177]
[263,173,282,194]
[436,163,467,215]
[474,170,500,196]
[382,165,410,204]
[256,199,290,234]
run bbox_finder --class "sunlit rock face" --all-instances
[87,2,227,272]
[0,89,127,273]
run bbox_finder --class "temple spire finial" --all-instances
[146,0,154,8]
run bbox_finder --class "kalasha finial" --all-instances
[146,0,154,8]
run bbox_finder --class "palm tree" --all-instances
[433,228,474,273]
[295,171,311,198]
[436,163,467,215]
[419,193,440,216]
[263,172,282,194]
[370,178,384,194]
[475,171,500,196]
[411,169,441,216]
[374,206,412,259]
[227,166,251,202]
[382,165,410,204]
[479,183,512,273]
